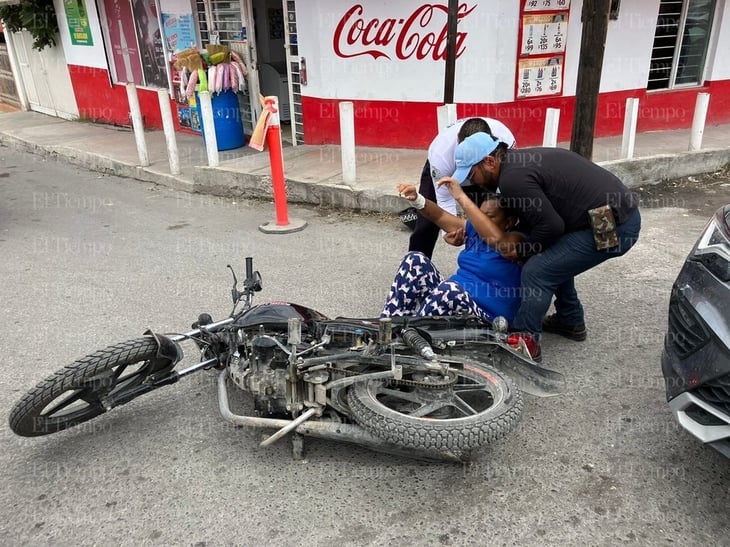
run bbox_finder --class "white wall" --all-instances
[296,0,521,102]
[53,0,108,68]
[604,0,661,92]
[295,0,729,103]
[456,1,520,103]
[705,0,730,80]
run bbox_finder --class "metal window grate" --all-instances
[647,0,716,90]
[195,0,244,45]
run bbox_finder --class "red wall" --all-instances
[67,63,730,148]
[67,64,180,130]
[302,79,730,148]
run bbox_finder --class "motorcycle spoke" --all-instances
[42,366,140,418]
[378,387,422,404]
[451,395,478,416]
[454,381,486,390]
[42,389,94,417]
[110,363,130,382]
[453,385,489,396]
[409,400,450,418]
[79,388,105,405]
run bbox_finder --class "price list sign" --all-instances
[521,14,567,55]
[523,0,570,12]
[515,1,570,99]
[517,56,563,98]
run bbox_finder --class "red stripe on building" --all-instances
[302,79,730,148]
[67,65,180,130]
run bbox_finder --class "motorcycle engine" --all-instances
[228,334,291,417]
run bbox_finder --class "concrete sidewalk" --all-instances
[1,110,729,213]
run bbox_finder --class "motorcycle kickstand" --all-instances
[292,433,305,461]
[259,407,319,448]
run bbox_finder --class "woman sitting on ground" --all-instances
[382,182,525,323]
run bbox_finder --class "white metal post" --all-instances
[689,92,711,151]
[339,101,356,187]
[198,91,219,167]
[125,83,149,166]
[157,89,180,175]
[436,104,457,132]
[621,98,640,159]
[542,108,560,147]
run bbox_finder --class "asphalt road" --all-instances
[1,146,729,547]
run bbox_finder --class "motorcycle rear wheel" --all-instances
[9,337,171,437]
[347,361,523,452]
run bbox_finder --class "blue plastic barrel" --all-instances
[195,90,245,151]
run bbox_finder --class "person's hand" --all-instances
[436,176,466,200]
[397,183,418,201]
[444,227,466,247]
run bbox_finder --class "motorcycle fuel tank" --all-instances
[235,302,330,331]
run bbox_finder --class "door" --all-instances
[0,28,21,109]
[195,0,261,132]
[281,0,301,144]
[10,30,78,119]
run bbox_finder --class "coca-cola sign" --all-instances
[333,3,476,61]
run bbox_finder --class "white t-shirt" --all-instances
[427,117,516,215]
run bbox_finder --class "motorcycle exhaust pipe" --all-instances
[216,372,465,462]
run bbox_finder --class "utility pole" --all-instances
[570,0,612,160]
[443,0,458,103]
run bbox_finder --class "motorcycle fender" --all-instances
[143,330,183,366]
[460,343,566,398]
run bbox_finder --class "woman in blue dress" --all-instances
[382,183,524,323]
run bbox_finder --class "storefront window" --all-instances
[195,0,244,45]
[647,0,716,90]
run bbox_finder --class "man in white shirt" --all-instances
[408,117,517,258]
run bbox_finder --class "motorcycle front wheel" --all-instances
[9,337,172,437]
[347,361,523,452]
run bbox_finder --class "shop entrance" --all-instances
[194,0,301,143]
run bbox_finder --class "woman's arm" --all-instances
[435,177,524,257]
[397,183,465,234]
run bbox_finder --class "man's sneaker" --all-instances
[542,314,587,341]
[506,332,542,362]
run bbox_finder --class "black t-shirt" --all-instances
[497,147,638,258]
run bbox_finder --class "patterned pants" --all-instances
[381,252,491,321]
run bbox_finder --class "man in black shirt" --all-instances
[440,133,641,360]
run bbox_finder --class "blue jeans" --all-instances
[513,208,641,336]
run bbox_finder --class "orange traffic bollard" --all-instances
[254,96,307,234]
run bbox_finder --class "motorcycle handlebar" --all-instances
[245,257,253,280]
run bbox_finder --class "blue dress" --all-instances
[449,221,522,321]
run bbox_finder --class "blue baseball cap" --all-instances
[452,132,500,183]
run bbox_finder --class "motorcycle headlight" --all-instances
[691,205,730,282]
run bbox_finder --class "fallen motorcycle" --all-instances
[9,258,566,461]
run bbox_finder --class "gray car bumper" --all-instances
[669,391,730,458]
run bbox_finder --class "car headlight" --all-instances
[691,205,730,282]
